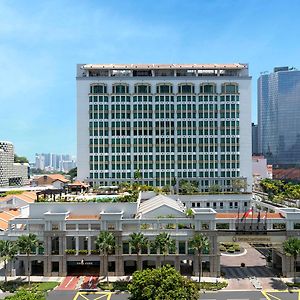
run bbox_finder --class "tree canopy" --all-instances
[260,179,300,200]
[14,154,29,164]
[129,265,199,300]
[68,167,77,180]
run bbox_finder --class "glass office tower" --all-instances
[258,67,300,166]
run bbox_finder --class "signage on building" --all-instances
[233,236,271,243]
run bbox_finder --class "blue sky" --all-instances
[1,0,300,161]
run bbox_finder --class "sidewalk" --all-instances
[0,276,64,283]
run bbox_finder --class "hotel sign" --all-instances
[233,236,271,243]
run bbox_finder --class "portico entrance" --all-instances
[67,261,100,276]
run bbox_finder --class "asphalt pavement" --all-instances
[46,290,300,300]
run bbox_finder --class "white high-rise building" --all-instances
[0,141,29,187]
[77,64,252,191]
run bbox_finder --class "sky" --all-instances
[1,0,300,161]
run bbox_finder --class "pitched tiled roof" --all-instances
[68,180,89,188]
[0,192,36,204]
[216,213,284,219]
[48,174,70,183]
[137,194,185,217]
[0,209,20,230]
[67,214,100,220]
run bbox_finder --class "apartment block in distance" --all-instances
[77,64,252,191]
[0,141,29,187]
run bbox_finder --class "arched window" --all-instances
[178,83,195,94]
[112,84,129,94]
[90,84,107,94]
[134,84,151,94]
[156,84,173,94]
[199,83,216,94]
[221,83,239,94]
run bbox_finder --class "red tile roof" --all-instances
[216,213,284,219]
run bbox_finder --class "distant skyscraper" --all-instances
[252,123,258,155]
[258,67,300,166]
[35,153,76,171]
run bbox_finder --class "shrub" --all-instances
[91,249,100,255]
[199,281,228,290]
[78,249,88,255]
[65,249,76,255]
[227,247,235,253]
[219,245,226,252]
[233,243,240,251]
[112,280,130,291]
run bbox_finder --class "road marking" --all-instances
[65,277,74,288]
[73,291,113,300]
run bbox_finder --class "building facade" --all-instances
[0,141,29,187]
[2,193,300,278]
[77,64,252,191]
[258,67,300,166]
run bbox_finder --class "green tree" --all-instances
[154,233,176,262]
[179,180,198,194]
[14,154,29,164]
[189,233,210,284]
[208,184,221,193]
[134,169,143,184]
[0,240,18,283]
[232,178,246,192]
[67,167,77,181]
[129,265,199,300]
[17,234,39,285]
[186,208,194,218]
[129,232,148,270]
[283,237,300,282]
[95,231,116,282]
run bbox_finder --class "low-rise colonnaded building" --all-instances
[2,193,300,278]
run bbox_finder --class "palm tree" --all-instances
[17,233,39,285]
[129,232,148,270]
[154,232,176,263]
[189,233,210,284]
[95,231,116,282]
[0,240,18,283]
[283,237,300,282]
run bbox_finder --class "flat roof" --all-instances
[82,63,247,70]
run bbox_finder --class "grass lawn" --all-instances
[0,281,59,293]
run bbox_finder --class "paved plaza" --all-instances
[221,243,286,290]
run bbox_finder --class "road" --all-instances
[47,290,300,300]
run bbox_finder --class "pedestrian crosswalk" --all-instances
[222,266,275,278]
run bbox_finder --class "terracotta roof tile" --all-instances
[216,213,284,219]
[67,214,100,220]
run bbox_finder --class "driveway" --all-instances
[220,243,285,290]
